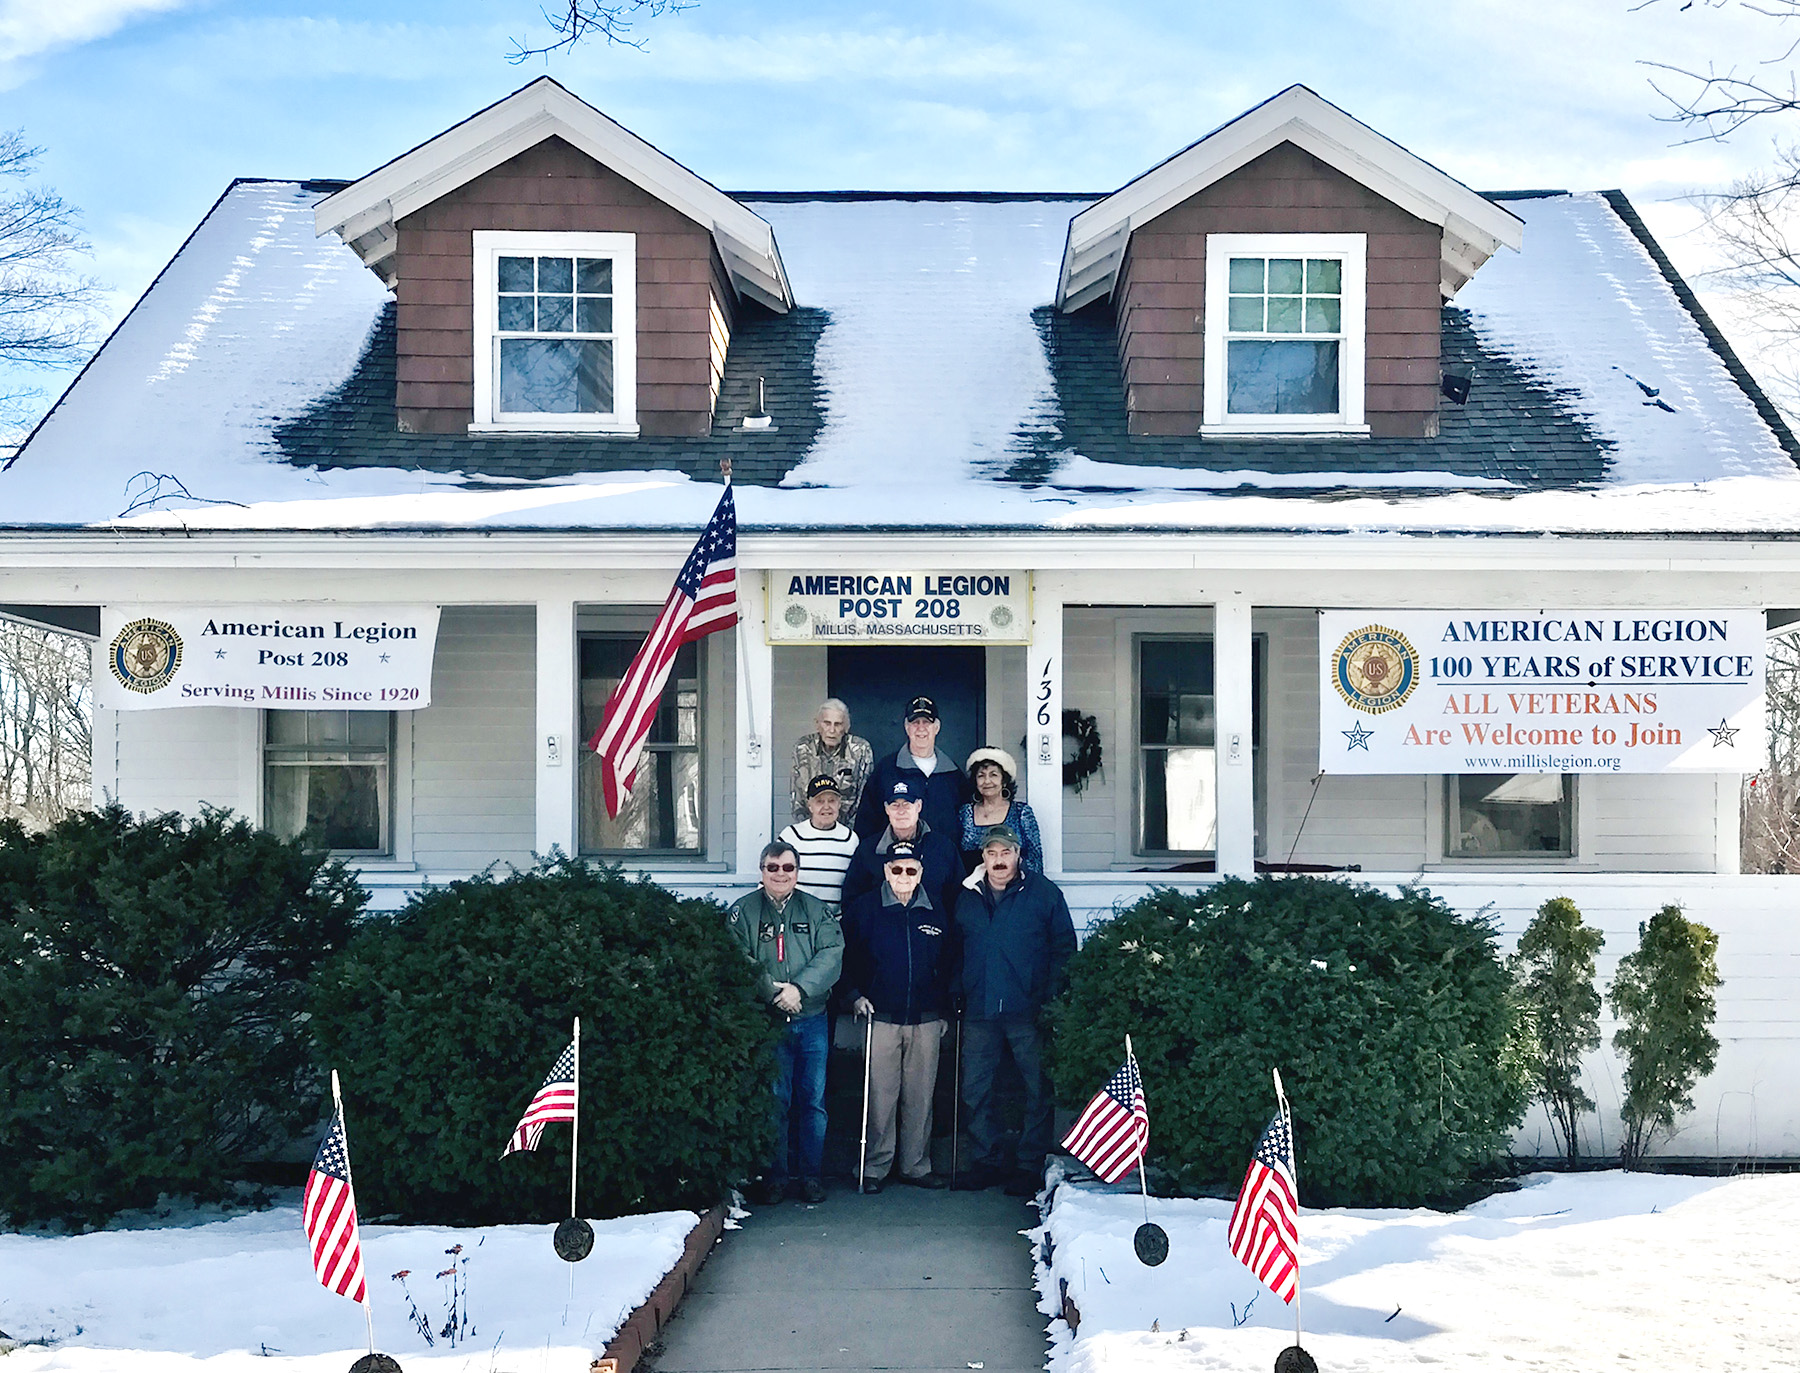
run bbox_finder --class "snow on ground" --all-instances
[0,1199,696,1372]
[1033,1169,1800,1373]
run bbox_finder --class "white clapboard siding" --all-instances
[113,707,248,817]
[411,606,535,873]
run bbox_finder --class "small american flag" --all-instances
[1228,1111,1299,1302]
[587,486,737,818]
[302,1110,368,1303]
[1060,1057,1149,1183]
[502,1039,578,1157]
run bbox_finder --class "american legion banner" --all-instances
[97,606,441,711]
[1319,610,1765,774]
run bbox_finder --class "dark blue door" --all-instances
[827,646,986,780]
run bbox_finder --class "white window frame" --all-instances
[1202,232,1367,436]
[471,230,638,435]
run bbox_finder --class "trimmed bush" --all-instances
[310,859,781,1225]
[1609,904,1721,1167]
[1050,876,1528,1207]
[1512,896,1604,1158]
[0,804,364,1228]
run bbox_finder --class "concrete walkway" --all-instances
[644,1184,1048,1373]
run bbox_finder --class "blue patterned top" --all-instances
[959,799,1043,874]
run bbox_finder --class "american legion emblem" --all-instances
[1331,624,1420,714]
[110,617,184,694]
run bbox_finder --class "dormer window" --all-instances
[471,230,638,433]
[1202,233,1367,436]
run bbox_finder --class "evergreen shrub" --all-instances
[1609,904,1722,1167]
[1050,876,1529,1206]
[1511,896,1604,1158]
[0,804,364,1228]
[310,859,780,1225]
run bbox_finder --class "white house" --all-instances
[4,80,1797,1158]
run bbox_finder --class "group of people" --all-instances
[724,695,1075,1204]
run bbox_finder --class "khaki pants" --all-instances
[860,1018,945,1181]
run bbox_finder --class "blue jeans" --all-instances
[769,1012,829,1183]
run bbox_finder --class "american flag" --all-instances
[1060,1058,1149,1183]
[587,486,737,818]
[1228,1111,1299,1302]
[302,1110,368,1303]
[502,1039,578,1157]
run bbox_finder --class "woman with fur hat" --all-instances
[957,746,1043,875]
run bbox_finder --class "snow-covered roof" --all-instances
[4,179,1799,537]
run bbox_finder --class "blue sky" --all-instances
[3,0,1796,426]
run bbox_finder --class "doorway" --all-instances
[827,645,986,773]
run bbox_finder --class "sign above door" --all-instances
[768,571,1033,645]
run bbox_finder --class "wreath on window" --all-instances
[1063,710,1103,792]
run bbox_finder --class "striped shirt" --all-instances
[778,821,860,909]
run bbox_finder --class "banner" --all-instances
[97,605,441,711]
[768,571,1031,644]
[1319,610,1764,773]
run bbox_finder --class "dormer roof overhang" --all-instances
[314,77,793,311]
[1055,85,1525,312]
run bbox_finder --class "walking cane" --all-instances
[857,1012,874,1193]
[951,1010,963,1186]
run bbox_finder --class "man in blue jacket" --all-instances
[854,695,967,841]
[952,823,1076,1197]
[840,841,955,1191]
[840,776,962,915]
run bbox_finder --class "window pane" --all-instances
[348,711,389,749]
[1227,339,1340,415]
[1266,296,1303,333]
[268,764,385,851]
[579,637,701,852]
[1305,297,1342,333]
[577,296,614,334]
[1227,296,1264,332]
[536,256,573,293]
[312,711,350,747]
[500,338,614,414]
[1140,748,1217,852]
[537,295,574,332]
[1228,258,1264,293]
[1140,640,1213,746]
[1306,258,1341,293]
[498,256,535,293]
[1267,258,1304,294]
[498,295,535,331]
[577,258,613,292]
[1451,774,1572,856]
[266,711,307,746]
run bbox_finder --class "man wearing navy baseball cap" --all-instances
[841,773,961,915]
[852,695,968,844]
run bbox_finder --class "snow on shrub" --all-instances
[1049,876,1529,1207]
[309,858,780,1225]
[0,804,365,1228]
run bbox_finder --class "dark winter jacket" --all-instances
[953,870,1077,1020]
[840,884,957,1025]
[853,747,967,841]
[725,887,843,1020]
[839,820,962,917]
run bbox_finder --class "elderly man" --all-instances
[840,841,955,1192]
[777,774,860,910]
[840,775,961,914]
[853,695,967,842]
[952,824,1076,1197]
[727,839,844,1205]
[790,698,873,822]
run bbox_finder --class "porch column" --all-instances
[1027,578,1064,874]
[534,598,578,857]
[735,569,775,877]
[1214,596,1256,877]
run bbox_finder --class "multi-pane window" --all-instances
[265,711,391,854]
[579,636,702,854]
[497,254,616,416]
[1447,774,1574,857]
[1225,256,1343,415]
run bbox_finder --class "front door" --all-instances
[827,645,986,780]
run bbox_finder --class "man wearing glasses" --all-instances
[839,841,955,1193]
[727,839,844,1205]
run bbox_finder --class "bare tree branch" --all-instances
[508,0,695,61]
[0,619,91,828]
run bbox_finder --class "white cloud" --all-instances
[0,0,192,70]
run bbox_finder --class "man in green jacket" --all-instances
[727,838,844,1204]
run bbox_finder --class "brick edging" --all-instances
[593,1203,729,1373]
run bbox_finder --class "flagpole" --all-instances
[569,1017,581,1221]
[1273,1067,1298,1350]
[722,459,762,769]
[1126,1034,1151,1225]
[332,1069,377,1358]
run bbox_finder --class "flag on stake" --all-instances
[1228,1087,1299,1303]
[503,1036,579,1157]
[1061,1054,1150,1183]
[587,486,737,818]
[303,1087,369,1304]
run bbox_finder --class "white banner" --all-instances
[767,571,1031,644]
[98,605,441,711]
[1319,610,1765,774]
